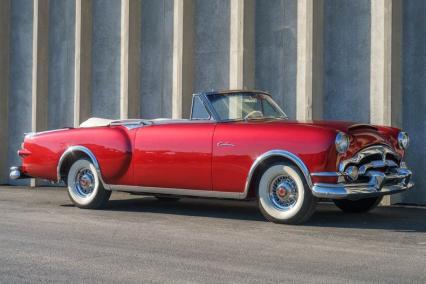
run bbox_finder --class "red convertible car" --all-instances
[10,90,413,224]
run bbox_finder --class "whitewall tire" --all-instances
[67,159,111,209]
[257,163,317,224]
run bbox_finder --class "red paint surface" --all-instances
[21,127,133,184]
[133,122,215,190]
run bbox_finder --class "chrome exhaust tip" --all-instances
[9,166,21,180]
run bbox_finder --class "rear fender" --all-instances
[57,145,109,189]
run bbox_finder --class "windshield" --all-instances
[207,93,287,121]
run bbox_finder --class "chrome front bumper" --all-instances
[311,167,413,200]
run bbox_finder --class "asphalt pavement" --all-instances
[0,186,425,283]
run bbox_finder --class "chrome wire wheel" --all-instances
[269,175,298,211]
[67,159,101,207]
[67,159,111,209]
[73,168,96,198]
[258,163,316,224]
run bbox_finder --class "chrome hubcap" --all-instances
[269,175,298,211]
[74,168,95,197]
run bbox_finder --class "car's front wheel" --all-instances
[67,159,111,209]
[257,162,317,224]
[333,196,383,213]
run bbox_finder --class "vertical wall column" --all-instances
[120,0,141,119]
[32,0,49,134]
[0,0,10,184]
[370,0,402,127]
[296,0,324,120]
[172,0,194,119]
[47,0,76,130]
[229,0,254,89]
[31,0,49,187]
[74,0,92,127]
[370,0,402,205]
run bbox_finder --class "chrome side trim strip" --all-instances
[109,119,150,129]
[25,129,71,139]
[108,185,246,199]
[244,150,313,197]
[57,145,109,189]
[311,172,343,177]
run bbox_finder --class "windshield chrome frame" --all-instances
[197,91,288,122]
[190,94,213,121]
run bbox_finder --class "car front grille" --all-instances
[339,145,401,182]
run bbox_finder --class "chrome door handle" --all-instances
[217,141,235,147]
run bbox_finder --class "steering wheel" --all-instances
[244,110,263,120]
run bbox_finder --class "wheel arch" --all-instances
[57,146,108,188]
[244,150,313,198]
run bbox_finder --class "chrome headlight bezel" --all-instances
[398,131,409,150]
[335,132,350,154]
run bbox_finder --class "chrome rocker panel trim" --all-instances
[312,168,413,200]
[108,185,246,199]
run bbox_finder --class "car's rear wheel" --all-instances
[257,162,317,224]
[67,159,111,209]
[333,196,383,213]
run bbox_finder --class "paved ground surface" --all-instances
[0,186,425,283]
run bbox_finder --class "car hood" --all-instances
[245,119,403,157]
[281,120,379,133]
[296,119,402,156]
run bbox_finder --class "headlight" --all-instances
[398,131,409,149]
[335,132,350,153]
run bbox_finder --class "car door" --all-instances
[133,121,215,190]
[212,122,256,193]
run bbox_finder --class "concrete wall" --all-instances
[140,0,173,118]
[8,0,33,186]
[91,0,121,119]
[0,0,10,184]
[323,0,371,123]
[401,0,426,204]
[48,0,75,129]
[255,0,297,119]
[193,0,230,93]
